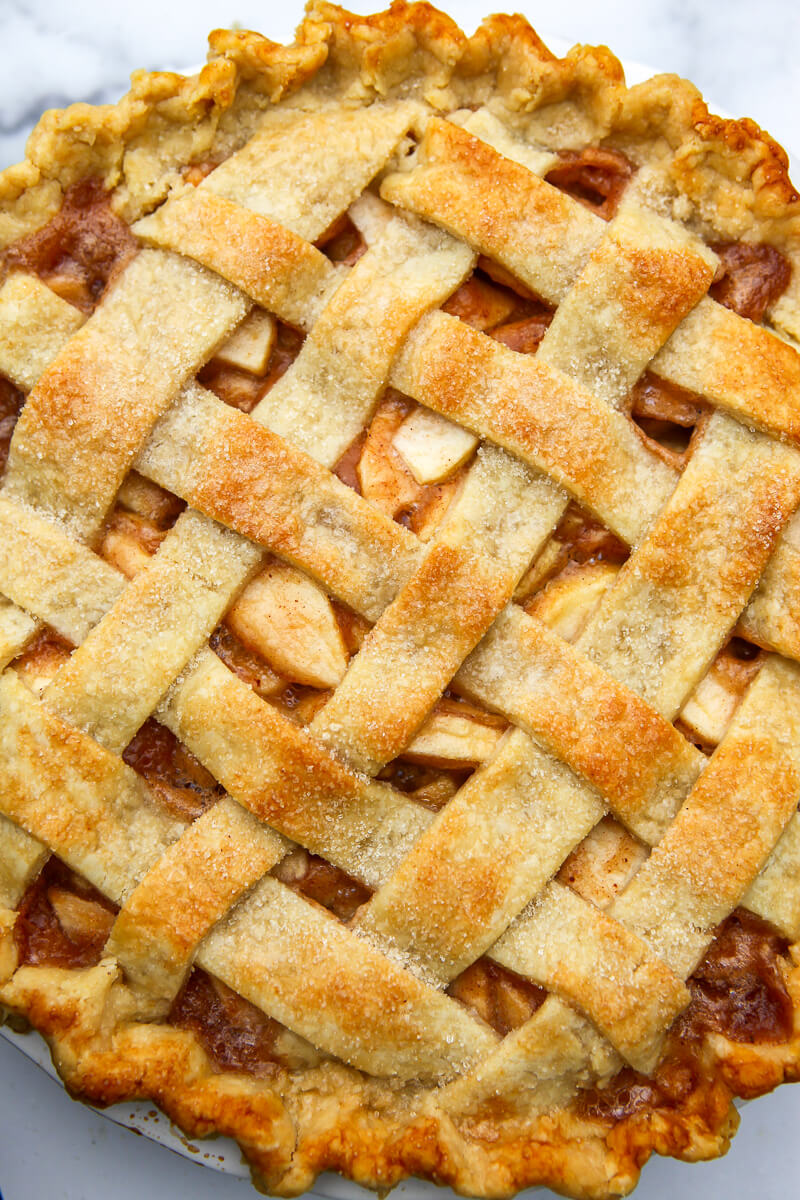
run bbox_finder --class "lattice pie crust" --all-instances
[0,4,799,1198]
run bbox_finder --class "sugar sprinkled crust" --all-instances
[0,5,799,1200]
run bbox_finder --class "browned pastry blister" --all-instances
[0,5,799,1198]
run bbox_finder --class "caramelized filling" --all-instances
[581,909,793,1120]
[115,471,185,529]
[0,374,24,477]
[476,256,537,300]
[196,361,267,414]
[170,969,283,1078]
[199,319,304,414]
[275,850,372,923]
[182,160,222,186]
[678,910,793,1044]
[443,273,516,329]
[272,682,331,725]
[11,625,73,689]
[331,600,370,656]
[675,638,764,753]
[627,371,708,467]
[445,265,555,353]
[729,635,762,662]
[629,371,707,427]
[15,857,117,969]
[210,625,283,698]
[315,212,367,265]
[358,389,466,536]
[557,816,647,909]
[710,241,792,323]
[333,430,368,492]
[378,759,471,811]
[123,718,224,821]
[545,148,634,220]
[448,958,546,1035]
[489,312,553,354]
[554,502,629,566]
[2,178,137,313]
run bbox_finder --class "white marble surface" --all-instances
[1,2,800,1199]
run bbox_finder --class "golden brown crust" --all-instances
[2,2,797,262]
[2,5,800,1200]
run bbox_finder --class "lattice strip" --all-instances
[651,297,800,441]
[384,114,800,443]
[443,997,619,1115]
[535,203,717,407]
[0,595,35,668]
[0,816,45,912]
[311,542,516,774]
[490,881,688,1074]
[578,412,800,719]
[0,274,84,391]
[610,654,800,976]
[2,249,248,538]
[448,650,800,1110]
[43,509,262,753]
[382,116,600,306]
[740,509,800,658]
[199,103,420,242]
[312,446,562,772]
[106,798,287,1017]
[0,601,44,911]
[0,496,125,646]
[253,214,474,466]
[136,383,422,623]
[0,670,183,901]
[455,604,705,844]
[392,311,676,545]
[134,189,341,331]
[158,647,431,889]
[355,727,604,983]
[0,663,492,1080]
[743,812,800,939]
[196,873,497,1083]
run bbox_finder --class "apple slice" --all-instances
[227,561,348,689]
[679,647,762,747]
[100,512,164,579]
[215,307,276,375]
[48,887,115,942]
[393,407,478,485]
[557,817,648,910]
[525,562,619,643]
[403,702,505,767]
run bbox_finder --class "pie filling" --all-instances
[0,44,799,1200]
[13,853,795,1101]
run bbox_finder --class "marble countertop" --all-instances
[1,2,800,1199]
